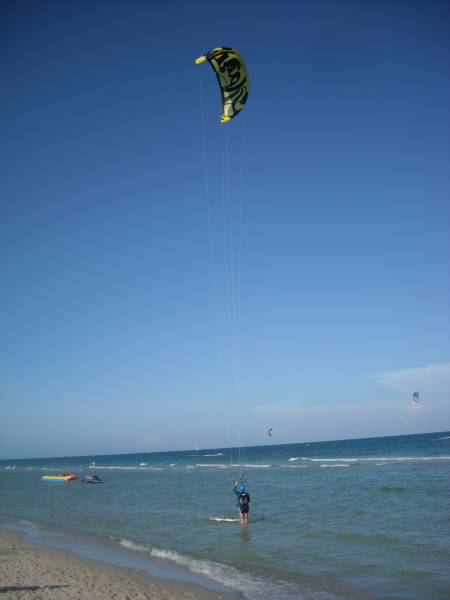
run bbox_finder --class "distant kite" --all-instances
[413,392,419,403]
[267,428,273,438]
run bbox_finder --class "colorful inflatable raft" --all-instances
[41,473,77,482]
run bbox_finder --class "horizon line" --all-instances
[1,429,448,463]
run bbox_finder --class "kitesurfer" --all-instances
[233,481,250,524]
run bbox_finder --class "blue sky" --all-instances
[1,0,449,459]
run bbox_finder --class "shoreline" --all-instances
[0,527,241,599]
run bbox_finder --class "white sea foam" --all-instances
[187,451,224,457]
[320,464,350,468]
[185,463,271,470]
[93,465,165,471]
[191,463,229,469]
[149,547,306,600]
[311,458,359,462]
[438,436,450,440]
[19,519,39,529]
[123,538,308,600]
[289,456,450,463]
[119,537,148,552]
[139,462,147,466]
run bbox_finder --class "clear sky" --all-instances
[1,0,449,459]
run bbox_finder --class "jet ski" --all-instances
[81,473,102,483]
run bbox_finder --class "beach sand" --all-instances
[0,528,239,600]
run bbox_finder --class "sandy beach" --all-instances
[0,528,239,600]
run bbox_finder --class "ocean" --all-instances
[1,432,449,599]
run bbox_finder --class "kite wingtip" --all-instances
[195,56,207,64]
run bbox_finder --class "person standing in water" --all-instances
[233,481,250,524]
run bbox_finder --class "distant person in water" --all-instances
[233,481,250,524]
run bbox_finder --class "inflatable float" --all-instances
[41,473,77,482]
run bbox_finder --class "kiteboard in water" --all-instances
[209,516,241,523]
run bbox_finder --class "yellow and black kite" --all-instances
[195,47,249,123]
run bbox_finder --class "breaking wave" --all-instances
[149,547,331,600]
[288,456,450,463]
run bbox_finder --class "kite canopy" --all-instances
[195,47,249,123]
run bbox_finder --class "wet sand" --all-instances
[0,528,240,599]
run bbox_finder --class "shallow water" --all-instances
[1,432,449,599]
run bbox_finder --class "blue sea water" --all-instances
[1,432,449,599]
